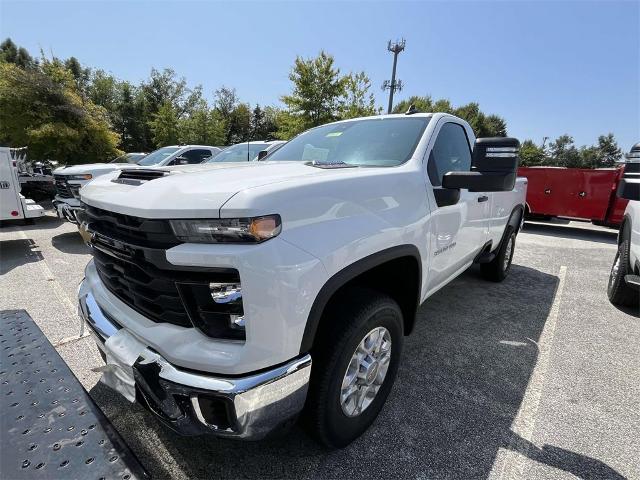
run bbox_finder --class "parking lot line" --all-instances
[491,265,568,479]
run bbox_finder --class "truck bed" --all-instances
[517,166,628,225]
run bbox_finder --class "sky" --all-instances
[1,0,638,150]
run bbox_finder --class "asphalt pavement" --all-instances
[1,211,638,480]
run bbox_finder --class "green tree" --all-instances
[0,61,120,164]
[280,51,346,137]
[64,56,90,93]
[393,96,506,137]
[178,102,226,146]
[114,82,147,152]
[262,106,280,139]
[149,102,180,146]
[519,140,547,166]
[88,70,119,112]
[596,133,621,167]
[141,68,203,149]
[213,86,240,144]
[227,103,252,144]
[454,102,507,137]
[340,71,377,119]
[393,95,437,114]
[549,135,583,168]
[275,111,305,140]
[482,114,507,137]
[250,104,266,140]
[214,86,238,118]
[579,145,599,169]
[248,104,280,140]
[0,38,35,68]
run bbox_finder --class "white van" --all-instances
[0,147,45,222]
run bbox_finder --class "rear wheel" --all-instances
[481,226,516,282]
[607,229,638,307]
[304,289,403,448]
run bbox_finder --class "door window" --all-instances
[182,149,213,164]
[427,123,472,186]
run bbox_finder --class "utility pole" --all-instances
[382,39,406,114]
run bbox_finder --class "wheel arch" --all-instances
[618,215,631,245]
[492,204,525,254]
[510,204,525,233]
[299,245,422,354]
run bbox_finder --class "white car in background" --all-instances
[53,145,221,222]
[208,141,285,163]
[608,142,640,307]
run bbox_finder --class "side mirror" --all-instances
[617,161,640,200]
[174,156,189,165]
[257,150,269,161]
[442,137,520,192]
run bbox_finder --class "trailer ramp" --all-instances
[1,310,149,479]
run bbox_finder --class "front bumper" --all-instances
[78,291,312,440]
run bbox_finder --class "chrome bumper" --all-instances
[78,291,312,440]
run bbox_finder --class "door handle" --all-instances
[477,195,489,203]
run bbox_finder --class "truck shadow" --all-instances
[0,239,44,275]
[89,263,624,479]
[51,231,90,255]
[523,222,617,245]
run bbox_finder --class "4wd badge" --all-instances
[0,181,9,189]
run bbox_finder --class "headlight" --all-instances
[170,215,282,243]
[66,174,92,181]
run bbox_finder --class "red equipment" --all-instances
[517,166,629,227]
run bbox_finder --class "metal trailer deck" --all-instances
[0,310,149,479]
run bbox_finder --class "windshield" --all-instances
[110,153,146,164]
[266,117,429,167]
[137,147,180,166]
[207,143,268,163]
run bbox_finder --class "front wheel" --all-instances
[607,233,638,307]
[481,226,516,282]
[304,289,404,448]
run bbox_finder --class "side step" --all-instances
[0,310,149,479]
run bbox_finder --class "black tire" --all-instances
[303,288,404,448]
[607,229,638,307]
[481,226,516,282]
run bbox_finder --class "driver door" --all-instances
[425,121,490,292]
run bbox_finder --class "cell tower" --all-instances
[382,39,406,114]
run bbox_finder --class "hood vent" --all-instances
[112,169,169,185]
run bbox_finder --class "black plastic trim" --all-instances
[299,245,422,354]
[618,215,632,245]
[473,241,494,263]
[492,205,524,254]
[433,187,461,207]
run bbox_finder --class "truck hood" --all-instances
[80,161,348,218]
[53,163,125,176]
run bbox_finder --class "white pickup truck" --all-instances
[77,113,527,447]
[53,146,221,222]
[608,142,640,306]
